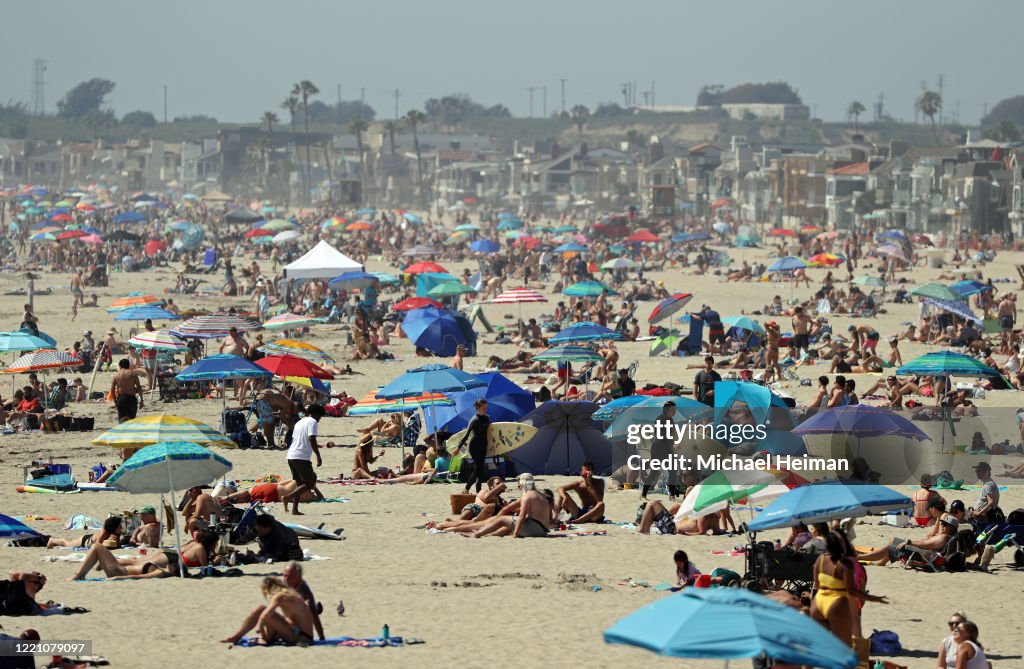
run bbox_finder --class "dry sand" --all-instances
[1,239,1022,669]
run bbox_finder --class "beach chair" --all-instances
[900,529,973,572]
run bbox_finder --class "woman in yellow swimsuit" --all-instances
[810,530,888,646]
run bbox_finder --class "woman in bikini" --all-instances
[810,530,887,646]
[70,530,218,580]
[46,516,123,549]
[222,577,315,646]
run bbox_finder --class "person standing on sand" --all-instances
[281,404,325,515]
[458,399,491,494]
[70,270,84,311]
[110,358,143,423]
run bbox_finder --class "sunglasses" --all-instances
[948,620,963,628]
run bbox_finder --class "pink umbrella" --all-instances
[79,234,103,245]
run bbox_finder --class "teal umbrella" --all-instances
[897,350,1007,380]
[427,282,477,298]
[910,283,960,301]
[108,442,232,577]
[851,275,885,287]
[564,280,617,297]
[454,223,480,232]
[533,345,604,364]
[722,315,765,334]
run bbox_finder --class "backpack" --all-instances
[869,629,902,655]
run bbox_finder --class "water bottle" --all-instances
[381,624,390,640]
[992,534,1015,553]
[975,526,994,545]
[873,660,884,669]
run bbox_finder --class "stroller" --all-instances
[743,538,816,595]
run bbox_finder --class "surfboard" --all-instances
[16,485,80,494]
[282,522,345,540]
[449,421,539,458]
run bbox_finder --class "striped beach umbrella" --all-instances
[129,330,188,352]
[171,315,260,340]
[0,513,41,540]
[263,312,322,330]
[896,350,1006,380]
[115,306,179,321]
[550,321,622,343]
[257,339,335,364]
[673,469,785,521]
[347,391,455,416]
[107,294,165,312]
[648,293,693,324]
[489,287,548,319]
[4,350,82,373]
[532,345,605,364]
[91,414,235,449]
[256,354,334,380]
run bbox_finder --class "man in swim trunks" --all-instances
[554,460,605,523]
[856,498,955,565]
[224,480,315,508]
[998,293,1016,351]
[463,474,554,538]
[110,358,144,423]
[636,499,722,535]
[849,324,880,354]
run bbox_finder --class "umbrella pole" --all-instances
[166,462,186,578]
[87,342,106,398]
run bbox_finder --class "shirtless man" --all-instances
[791,306,814,355]
[636,499,722,535]
[222,576,315,645]
[110,358,144,423]
[225,480,316,510]
[220,326,250,357]
[254,389,298,448]
[466,474,553,538]
[554,460,606,523]
[183,486,221,533]
[426,477,508,530]
[70,270,84,313]
[128,506,161,547]
[997,293,1016,352]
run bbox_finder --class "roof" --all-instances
[871,146,962,176]
[688,143,724,154]
[283,240,363,280]
[827,162,870,176]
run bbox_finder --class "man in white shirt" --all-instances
[282,404,325,515]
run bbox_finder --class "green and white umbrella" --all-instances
[673,469,784,521]
[263,312,322,330]
[108,441,232,576]
[601,257,638,270]
[427,282,477,298]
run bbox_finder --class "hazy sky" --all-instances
[4,0,1021,125]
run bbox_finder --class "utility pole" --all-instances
[31,59,47,116]
[559,78,567,113]
[642,91,650,107]
[394,89,400,120]
[163,84,167,123]
[621,83,629,107]
[936,74,945,124]
[542,85,547,117]
[651,80,655,109]
[527,87,535,118]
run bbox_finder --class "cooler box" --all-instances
[449,493,476,514]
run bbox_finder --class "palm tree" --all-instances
[261,111,279,134]
[348,114,368,177]
[280,95,303,192]
[570,104,589,140]
[405,109,426,201]
[846,101,866,130]
[915,90,942,138]
[383,120,401,155]
[293,81,319,201]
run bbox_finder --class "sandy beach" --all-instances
[2,240,1022,669]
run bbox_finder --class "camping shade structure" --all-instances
[404,261,448,274]
[549,321,623,343]
[347,391,454,417]
[128,330,188,353]
[108,441,232,577]
[91,414,235,450]
[603,587,858,669]
[107,294,164,312]
[171,315,260,340]
[766,256,809,273]
[421,372,536,434]
[257,340,335,365]
[114,306,179,321]
[282,240,363,280]
[648,293,694,324]
[256,354,333,380]
[746,480,912,531]
[923,297,982,325]
[393,297,442,311]
[910,283,962,301]
[564,280,617,297]
[0,513,40,541]
[949,280,991,297]
[508,401,623,475]
[224,207,264,223]
[402,307,475,357]
[263,313,322,330]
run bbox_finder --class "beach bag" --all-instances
[710,568,740,587]
[869,629,902,655]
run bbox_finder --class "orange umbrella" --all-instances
[346,221,373,231]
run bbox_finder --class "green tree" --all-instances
[383,120,402,155]
[121,110,157,127]
[985,119,1021,142]
[57,78,116,119]
[292,80,319,201]
[261,111,279,134]
[0,101,30,138]
[846,101,866,130]
[280,95,302,190]
[405,109,426,200]
[625,129,645,148]
[570,104,590,139]
[348,114,368,176]
[84,109,117,138]
[915,90,942,136]
[982,95,1024,127]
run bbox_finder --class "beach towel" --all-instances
[64,514,102,530]
[234,636,422,648]
[548,530,608,538]
[319,478,379,486]
[309,497,351,503]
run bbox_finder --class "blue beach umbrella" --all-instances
[423,372,536,434]
[403,212,423,224]
[0,513,41,540]
[767,256,808,272]
[469,239,500,253]
[114,306,179,321]
[532,345,605,364]
[949,280,992,298]
[604,587,858,669]
[590,395,649,422]
[722,315,765,334]
[328,271,380,291]
[113,211,146,224]
[401,307,475,357]
[896,350,1006,379]
[108,441,232,577]
[376,363,486,400]
[793,404,929,440]
[0,331,56,352]
[747,479,912,531]
[175,354,273,383]
[553,242,588,253]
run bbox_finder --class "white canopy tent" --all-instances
[283,240,363,280]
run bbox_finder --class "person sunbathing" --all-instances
[356,414,401,438]
[222,576,315,645]
[351,438,388,479]
[636,500,722,535]
[70,530,218,580]
[554,461,605,523]
[461,478,554,538]
[426,477,507,529]
[224,480,316,509]
[855,499,956,565]
[46,516,123,549]
[183,486,221,533]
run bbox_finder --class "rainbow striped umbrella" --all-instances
[263,313,322,330]
[347,390,454,416]
[129,330,188,352]
[257,339,335,364]
[91,414,235,449]
[4,350,83,373]
[107,294,165,312]
[171,315,260,340]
